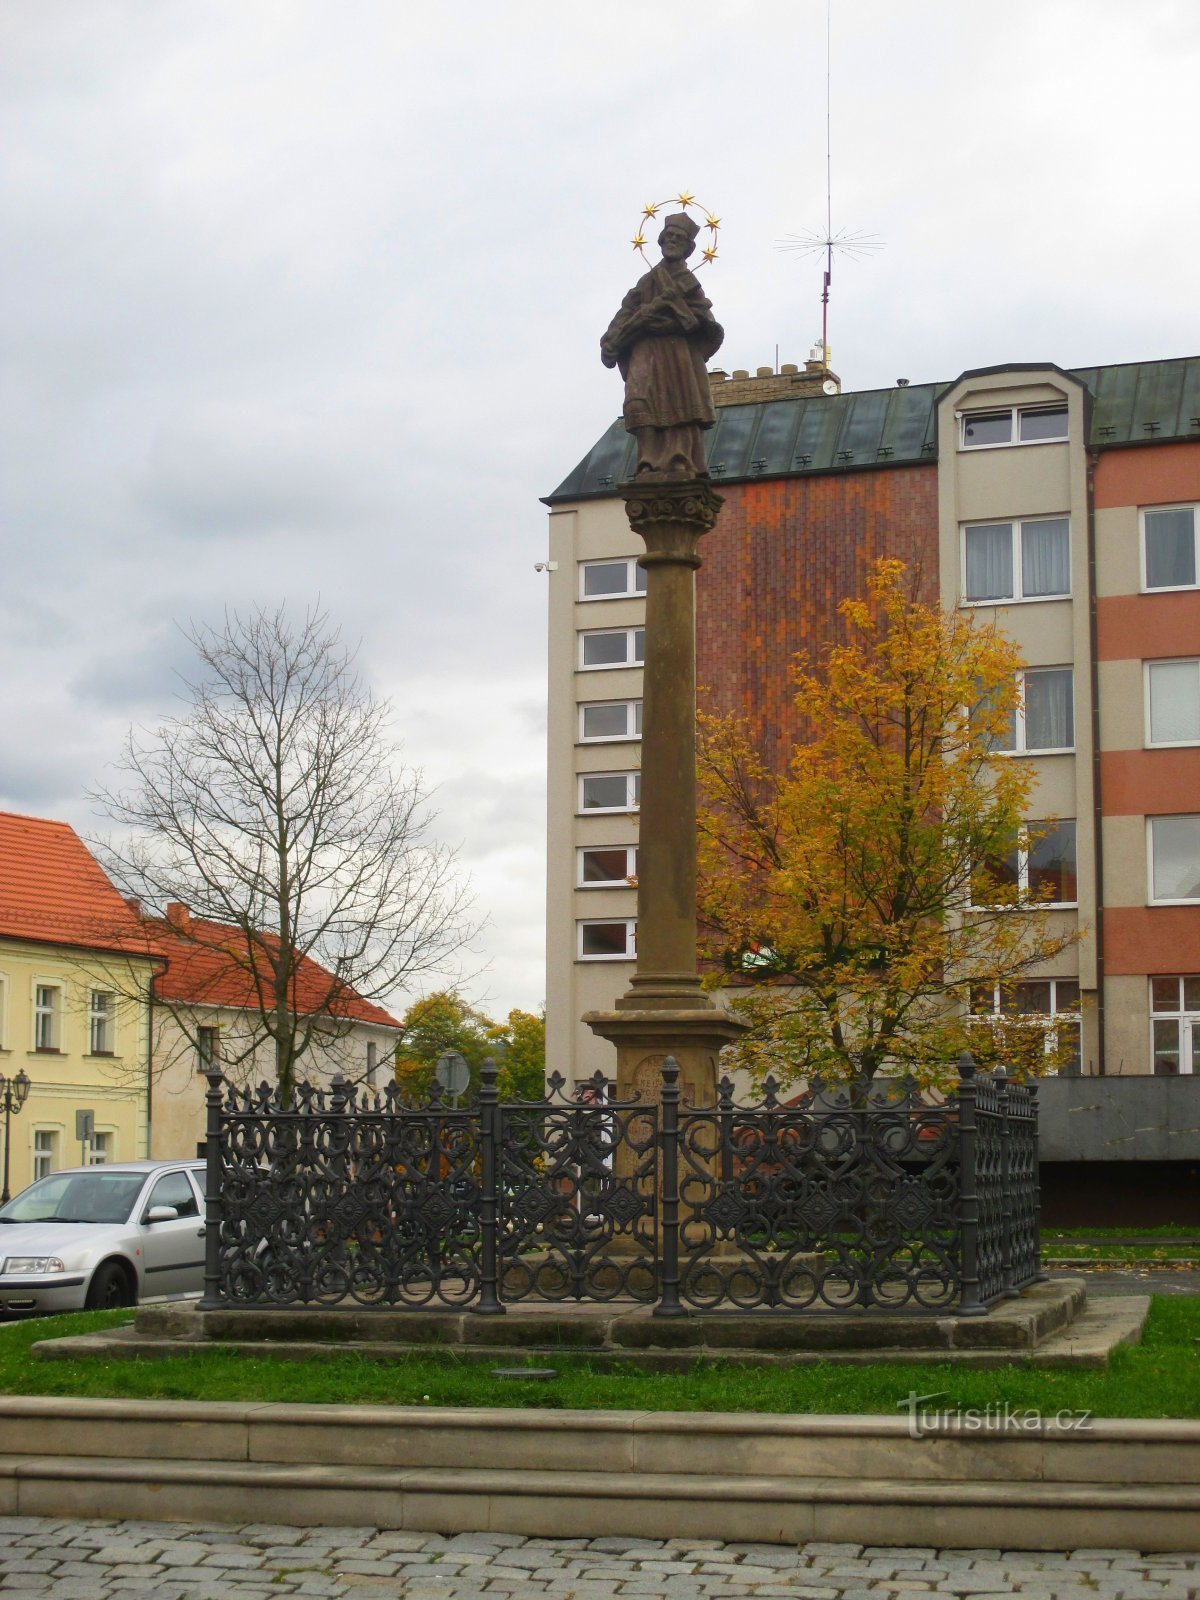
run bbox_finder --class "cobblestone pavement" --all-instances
[1,1519,1198,1599]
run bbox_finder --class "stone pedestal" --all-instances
[584,477,746,1104]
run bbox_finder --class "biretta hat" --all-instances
[659,211,700,240]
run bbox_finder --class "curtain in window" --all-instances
[1149,661,1200,744]
[1024,669,1073,749]
[1021,519,1070,596]
[964,524,1013,601]
[1145,509,1196,589]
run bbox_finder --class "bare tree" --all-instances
[93,605,478,1101]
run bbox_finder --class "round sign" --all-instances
[434,1051,470,1098]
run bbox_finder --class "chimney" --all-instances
[709,357,842,407]
[166,902,192,930]
[124,896,142,917]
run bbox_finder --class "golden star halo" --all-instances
[628,194,722,269]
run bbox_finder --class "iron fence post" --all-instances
[956,1051,986,1316]
[1029,1080,1049,1281]
[654,1054,683,1317]
[197,1068,225,1311]
[477,1056,505,1314]
[995,1068,1015,1297]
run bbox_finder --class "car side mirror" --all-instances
[144,1205,180,1224]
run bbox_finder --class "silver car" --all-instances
[0,1160,207,1316]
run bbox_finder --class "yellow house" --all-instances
[0,811,157,1196]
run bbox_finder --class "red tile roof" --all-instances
[147,907,401,1030]
[0,811,154,957]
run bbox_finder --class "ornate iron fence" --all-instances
[198,1054,1041,1316]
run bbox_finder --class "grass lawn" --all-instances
[0,1297,1197,1420]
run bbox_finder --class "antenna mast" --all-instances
[777,0,882,368]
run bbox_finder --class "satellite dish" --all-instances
[434,1050,470,1101]
[822,378,838,396]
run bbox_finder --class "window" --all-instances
[88,1132,114,1165]
[145,1170,200,1219]
[88,991,114,1055]
[992,668,1074,753]
[577,919,636,960]
[196,1026,220,1071]
[970,978,1081,1073]
[1146,660,1200,747]
[34,985,60,1051]
[33,1129,58,1181]
[1150,975,1200,1076]
[578,771,640,813]
[963,518,1070,604]
[579,558,646,600]
[579,699,642,742]
[366,1041,378,1087]
[1149,816,1200,903]
[960,405,1068,449]
[579,628,645,670]
[974,820,1078,907]
[1142,505,1198,592]
[577,846,638,887]
[0,973,7,1050]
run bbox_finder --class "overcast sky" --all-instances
[2,0,1198,1022]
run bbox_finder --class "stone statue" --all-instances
[601,212,724,480]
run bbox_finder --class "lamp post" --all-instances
[0,1070,32,1205]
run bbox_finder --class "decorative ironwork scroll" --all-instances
[497,1071,657,1303]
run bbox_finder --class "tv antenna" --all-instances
[776,0,883,367]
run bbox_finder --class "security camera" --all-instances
[534,561,558,573]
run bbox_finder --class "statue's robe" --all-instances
[601,261,724,477]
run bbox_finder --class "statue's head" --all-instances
[659,212,699,260]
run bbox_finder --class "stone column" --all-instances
[584,478,746,1108]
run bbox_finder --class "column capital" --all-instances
[621,477,724,543]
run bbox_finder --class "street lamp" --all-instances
[0,1070,32,1206]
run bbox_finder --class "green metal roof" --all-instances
[544,357,1200,504]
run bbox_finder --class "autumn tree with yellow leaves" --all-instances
[697,559,1081,1090]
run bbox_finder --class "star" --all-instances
[642,202,659,217]
[702,246,718,263]
[705,215,721,230]
[677,190,695,206]
[631,234,647,248]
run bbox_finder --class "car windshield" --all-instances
[0,1171,148,1225]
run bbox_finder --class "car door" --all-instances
[137,1170,206,1297]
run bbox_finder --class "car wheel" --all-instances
[85,1261,136,1311]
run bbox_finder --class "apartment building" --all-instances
[543,353,1200,1087]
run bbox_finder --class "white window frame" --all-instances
[578,557,647,601]
[87,1129,116,1165]
[33,982,61,1052]
[960,517,1071,606]
[577,919,637,961]
[958,404,1069,451]
[576,845,638,889]
[196,1024,221,1072]
[1140,504,1199,594]
[578,771,640,815]
[88,990,115,1056]
[32,1127,60,1181]
[1149,975,1200,1077]
[578,699,642,743]
[579,627,645,671]
[972,820,1078,910]
[969,977,1081,1069]
[366,1040,378,1087]
[995,667,1075,755]
[1147,815,1200,906]
[1144,658,1200,748]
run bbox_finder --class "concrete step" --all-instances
[1,1395,1197,1484]
[1,1450,1198,1549]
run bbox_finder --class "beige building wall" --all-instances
[937,368,1098,1068]
[0,939,152,1194]
[150,1008,400,1159]
[545,501,644,1087]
